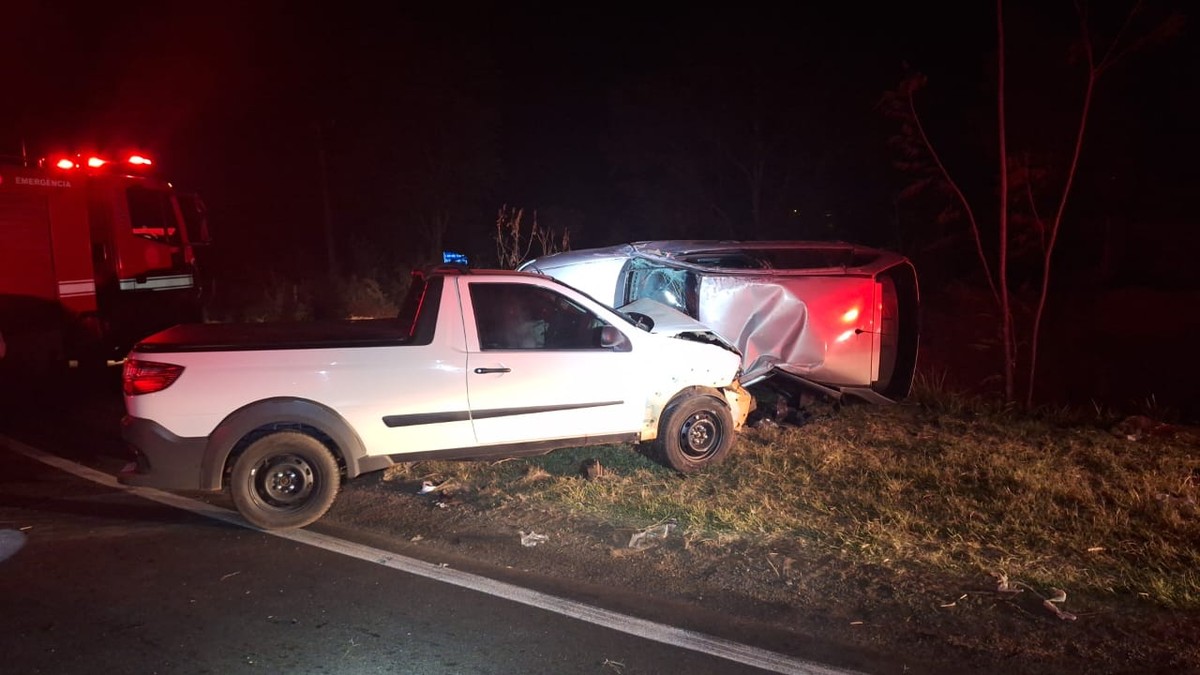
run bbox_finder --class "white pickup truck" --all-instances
[119,267,752,529]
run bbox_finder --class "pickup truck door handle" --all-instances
[473,367,512,374]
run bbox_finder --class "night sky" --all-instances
[1,2,1194,285]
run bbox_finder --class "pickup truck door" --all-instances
[462,280,644,447]
[366,275,475,454]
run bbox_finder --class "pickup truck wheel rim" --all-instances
[679,411,721,460]
[253,454,315,507]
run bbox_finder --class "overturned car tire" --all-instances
[656,394,735,473]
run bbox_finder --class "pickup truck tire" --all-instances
[230,432,341,530]
[657,394,734,473]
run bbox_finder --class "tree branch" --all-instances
[906,91,1001,306]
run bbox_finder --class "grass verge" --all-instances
[382,399,1200,609]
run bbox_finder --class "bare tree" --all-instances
[882,0,1181,404]
[1024,1,1182,406]
[494,205,571,270]
[996,0,1015,401]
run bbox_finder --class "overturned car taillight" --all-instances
[122,359,185,396]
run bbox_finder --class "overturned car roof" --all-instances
[521,240,920,403]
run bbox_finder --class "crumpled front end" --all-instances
[721,378,753,430]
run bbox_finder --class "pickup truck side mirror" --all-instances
[598,325,632,352]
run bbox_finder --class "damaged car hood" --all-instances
[620,298,742,356]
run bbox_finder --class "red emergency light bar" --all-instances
[47,153,155,171]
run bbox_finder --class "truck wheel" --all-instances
[230,432,341,530]
[656,394,734,473]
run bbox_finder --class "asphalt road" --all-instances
[0,369,853,675]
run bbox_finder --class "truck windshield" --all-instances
[126,185,183,245]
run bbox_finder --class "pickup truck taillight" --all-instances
[123,359,185,396]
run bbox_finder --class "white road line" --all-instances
[2,434,861,675]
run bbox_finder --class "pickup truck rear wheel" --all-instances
[657,394,734,473]
[231,432,341,530]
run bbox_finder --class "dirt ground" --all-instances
[324,468,1200,675]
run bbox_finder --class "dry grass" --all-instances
[382,400,1200,609]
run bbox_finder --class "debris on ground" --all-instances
[746,392,821,428]
[940,594,968,608]
[627,520,677,550]
[418,479,453,495]
[415,479,465,509]
[1042,588,1077,621]
[431,492,461,509]
[520,530,549,547]
[992,573,1078,621]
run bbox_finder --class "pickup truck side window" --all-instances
[471,283,612,351]
[397,275,443,345]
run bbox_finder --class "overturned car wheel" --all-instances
[231,432,341,530]
[656,394,734,473]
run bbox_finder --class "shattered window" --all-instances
[626,263,695,316]
[470,283,611,351]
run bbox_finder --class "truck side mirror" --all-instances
[598,325,631,352]
[178,192,211,245]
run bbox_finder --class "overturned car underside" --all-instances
[520,240,920,403]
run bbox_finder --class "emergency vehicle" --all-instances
[0,148,209,369]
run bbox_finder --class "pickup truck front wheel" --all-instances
[657,394,734,473]
[231,432,341,530]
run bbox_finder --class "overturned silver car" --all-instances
[520,241,919,403]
